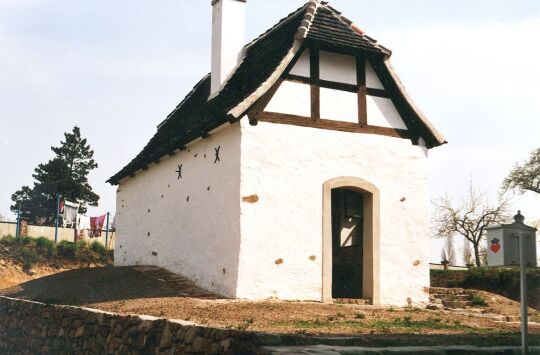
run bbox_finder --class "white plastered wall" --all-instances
[265,81,311,117]
[366,61,384,89]
[320,88,357,123]
[238,119,431,306]
[115,123,242,297]
[367,96,407,129]
[320,50,357,85]
[289,48,310,77]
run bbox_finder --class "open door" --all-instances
[331,188,363,299]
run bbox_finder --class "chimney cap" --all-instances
[514,210,525,224]
[212,0,246,5]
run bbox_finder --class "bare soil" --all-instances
[1,265,539,343]
[0,246,108,290]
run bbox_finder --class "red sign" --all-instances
[490,238,501,253]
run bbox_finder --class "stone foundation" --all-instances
[0,296,276,354]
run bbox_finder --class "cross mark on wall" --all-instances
[214,146,221,163]
[176,164,183,179]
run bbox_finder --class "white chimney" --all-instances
[211,0,246,95]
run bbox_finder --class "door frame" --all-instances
[322,177,380,304]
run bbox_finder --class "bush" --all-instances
[74,240,88,251]
[20,247,36,269]
[470,293,487,307]
[90,241,106,254]
[16,235,33,245]
[355,312,366,319]
[35,237,56,256]
[0,235,15,245]
[57,240,76,258]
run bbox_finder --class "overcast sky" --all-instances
[1,0,539,262]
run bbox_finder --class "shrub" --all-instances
[355,312,366,319]
[57,240,76,258]
[470,293,487,307]
[16,235,33,245]
[90,241,106,255]
[0,235,15,245]
[402,315,413,326]
[20,247,36,269]
[75,240,89,251]
[35,237,56,256]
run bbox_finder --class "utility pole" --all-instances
[519,231,528,355]
[15,203,21,237]
[54,194,61,243]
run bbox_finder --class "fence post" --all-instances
[105,212,110,250]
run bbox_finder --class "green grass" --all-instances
[470,293,488,307]
[278,317,489,334]
[1,235,112,266]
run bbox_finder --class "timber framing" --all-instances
[253,111,410,139]
[247,44,415,143]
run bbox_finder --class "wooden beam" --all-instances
[357,56,367,126]
[368,59,423,144]
[310,47,320,80]
[366,88,390,98]
[285,74,388,96]
[255,111,410,140]
[310,47,320,121]
[311,85,320,121]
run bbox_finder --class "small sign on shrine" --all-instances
[486,211,537,268]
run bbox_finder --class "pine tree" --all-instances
[10,126,99,225]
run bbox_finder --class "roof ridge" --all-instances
[245,3,308,50]
[320,2,392,56]
[294,0,322,40]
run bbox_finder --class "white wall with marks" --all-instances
[238,119,430,305]
[115,123,242,297]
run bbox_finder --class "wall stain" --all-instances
[242,195,259,203]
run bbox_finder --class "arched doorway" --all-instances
[322,177,380,304]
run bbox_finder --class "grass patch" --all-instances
[276,317,487,333]
[470,293,488,307]
[1,235,112,266]
[20,247,37,269]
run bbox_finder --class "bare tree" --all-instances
[433,183,511,267]
[503,148,540,195]
[439,235,456,266]
[462,240,473,266]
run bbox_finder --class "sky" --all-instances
[1,0,539,263]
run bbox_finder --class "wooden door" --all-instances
[331,188,363,299]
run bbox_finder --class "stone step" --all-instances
[442,300,472,308]
[333,298,371,305]
[432,294,471,301]
[429,287,465,295]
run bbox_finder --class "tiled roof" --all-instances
[108,0,445,185]
[306,5,390,55]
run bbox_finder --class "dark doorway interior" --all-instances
[331,188,363,299]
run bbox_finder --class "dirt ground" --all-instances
[0,256,78,290]
[1,265,539,343]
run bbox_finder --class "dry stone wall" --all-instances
[0,296,292,354]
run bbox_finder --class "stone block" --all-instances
[75,326,85,337]
[159,324,173,349]
[183,327,200,344]
[192,337,212,353]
